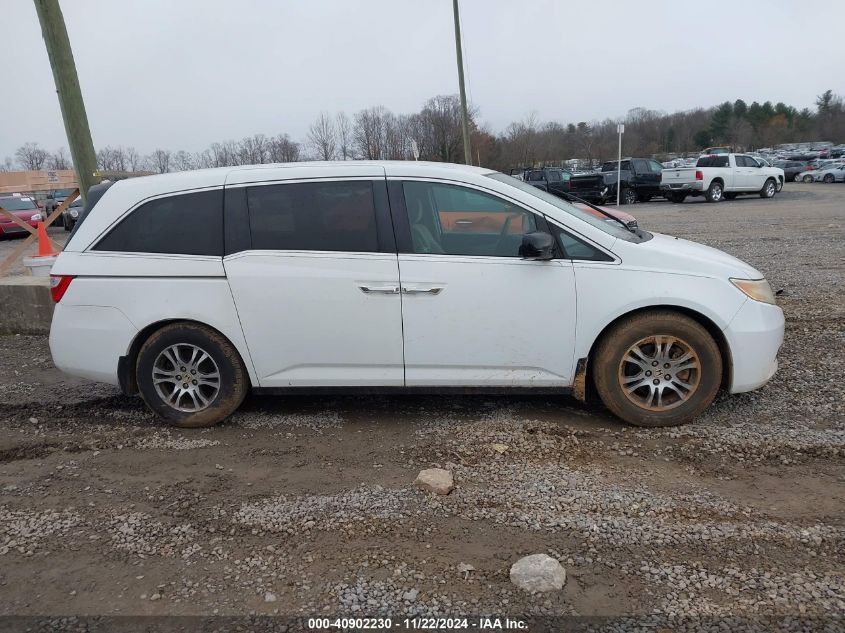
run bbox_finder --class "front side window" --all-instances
[649,160,664,173]
[402,181,537,257]
[94,189,222,256]
[246,180,378,252]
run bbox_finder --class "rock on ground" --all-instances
[509,554,566,593]
[414,468,454,495]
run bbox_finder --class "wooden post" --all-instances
[33,0,99,204]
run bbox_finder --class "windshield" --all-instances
[486,173,642,242]
[0,197,37,211]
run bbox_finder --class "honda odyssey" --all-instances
[49,162,784,428]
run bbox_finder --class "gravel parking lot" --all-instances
[0,183,843,629]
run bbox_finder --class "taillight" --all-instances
[50,275,74,303]
[695,170,703,181]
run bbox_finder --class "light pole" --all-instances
[616,123,625,206]
[452,0,472,165]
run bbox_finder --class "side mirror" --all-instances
[519,231,555,260]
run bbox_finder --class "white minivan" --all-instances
[49,162,784,428]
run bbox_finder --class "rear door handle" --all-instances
[402,284,444,295]
[358,284,400,295]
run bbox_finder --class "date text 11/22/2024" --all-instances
[307,616,529,630]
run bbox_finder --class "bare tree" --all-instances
[336,112,353,160]
[148,149,172,174]
[353,106,389,160]
[1,157,14,172]
[125,147,143,171]
[268,133,301,163]
[171,150,196,172]
[308,112,337,160]
[15,142,49,170]
[47,147,72,170]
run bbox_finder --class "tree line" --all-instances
[4,90,843,175]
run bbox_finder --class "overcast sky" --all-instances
[2,0,843,159]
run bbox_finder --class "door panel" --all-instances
[399,255,577,386]
[225,252,404,386]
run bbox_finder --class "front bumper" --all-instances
[723,298,785,393]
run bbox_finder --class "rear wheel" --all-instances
[136,322,248,428]
[668,192,686,204]
[823,174,835,183]
[592,311,722,427]
[704,181,723,202]
[793,173,802,182]
[760,178,777,198]
[803,174,814,183]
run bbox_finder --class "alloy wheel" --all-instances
[617,335,701,412]
[152,344,221,412]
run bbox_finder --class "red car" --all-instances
[0,196,43,237]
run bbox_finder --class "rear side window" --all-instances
[94,189,222,255]
[246,180,378,252]
[696,156,729,168]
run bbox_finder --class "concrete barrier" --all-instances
[0,277,54,334]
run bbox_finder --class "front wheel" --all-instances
[803,174,814,183]
[592,311,722,427]
[704,181,723,202]
[136,322,249,428]
[621,188,637,205]
[823,174,835,183]
[793,173,802,182]
[760,178,777,198]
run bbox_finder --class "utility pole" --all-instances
[33,0,99,203]
[616,123,624,206]
[452,0,472,165]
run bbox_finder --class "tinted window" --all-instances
[601,160,631,172]
[696,156,729,168]
[547,170,562,182]
[403,181,537,257]
[649,160,664,173]
[247,180,378,252]
[94,189,222,256]
[632,159,649,173]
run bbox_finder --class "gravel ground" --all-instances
[0,182,843,631]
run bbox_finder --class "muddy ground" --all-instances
[0,183,843,630]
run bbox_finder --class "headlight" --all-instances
[69,209,79,218]
[31,213,43,222]
[730,278,776,304]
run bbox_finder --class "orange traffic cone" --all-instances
[35,221,60,257]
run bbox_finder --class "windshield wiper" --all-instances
[558,191,638,233]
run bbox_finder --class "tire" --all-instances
[63,216,71,231]
[592,310,722,427]
[759,178,777,198]
[136,322,249,428]
[621,188,637,205]
[793,173,802,182]
[704,181,723,203]
[724,193,737,200]
[803,174,814,183]
[669,192,686,204]
[823,174,834,183]
[775,179,783,192]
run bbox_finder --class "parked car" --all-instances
[0,195,43,237]
[49,162,784,429]
[569,158,664,205]
[46,188,77,214]
[62,197,83,231]
[661,154,784,203]
[520,167,573,198]
[772,160,809,182]
[796,162,844,183]
[812,164,845,183]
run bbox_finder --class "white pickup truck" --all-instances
[661,154,785,203]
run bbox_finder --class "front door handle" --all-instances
[358,284,400,295]
[402,284,444,295]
